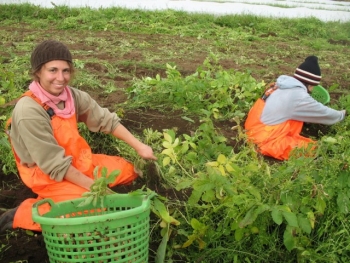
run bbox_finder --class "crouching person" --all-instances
[245,55,346,160]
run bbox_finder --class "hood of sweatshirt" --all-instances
[276,75,307,91]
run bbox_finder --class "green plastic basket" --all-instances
[311,85,330,104]
[32,194,151,263]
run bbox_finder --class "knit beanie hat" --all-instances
[31,40,72,72]
[294,55,321,86]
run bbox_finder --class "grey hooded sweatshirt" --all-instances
[261,75,345,126]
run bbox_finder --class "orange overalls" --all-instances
[245,85,315,160]
[7,91,137,231]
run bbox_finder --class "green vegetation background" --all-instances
[1,4,350,263]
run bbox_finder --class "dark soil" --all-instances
[0,25,340,263]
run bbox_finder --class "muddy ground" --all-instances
[0,25,348,263]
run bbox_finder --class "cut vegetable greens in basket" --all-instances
[77,166,120,208]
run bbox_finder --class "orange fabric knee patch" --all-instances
[92,154,138,187]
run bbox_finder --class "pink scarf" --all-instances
[29,81,75,118]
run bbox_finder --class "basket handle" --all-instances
[32,198,55,217]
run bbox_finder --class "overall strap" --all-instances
[21,91,55,119]
[261,82,278,101]
[5,91,55,134]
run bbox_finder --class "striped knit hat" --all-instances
[294,56,321,86]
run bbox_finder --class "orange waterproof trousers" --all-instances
[11,91,137,231]
[245,98,315,160]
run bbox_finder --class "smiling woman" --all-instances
[1,39,157,233]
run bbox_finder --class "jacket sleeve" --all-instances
[71,88,121,133]
[10,97,72,182]
[291,96,345,125]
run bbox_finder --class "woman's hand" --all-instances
[135,143,157,160]
[112,124,157,160]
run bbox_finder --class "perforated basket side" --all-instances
[311,85,330,104]
[43,213,149,263]
[32,194,151,263]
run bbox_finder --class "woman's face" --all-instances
[36,60,71,96]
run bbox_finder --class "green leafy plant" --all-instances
[126,54,265,120]
[77,166,120,208]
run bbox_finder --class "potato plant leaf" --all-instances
[337,192,350,214]
[283,226,296,251]
[163,132,173,143]
[163,156,171,166]
[271,208,283,225]
[234,228,245,241]
[315,196,327,215]
[152,197,180,225]
[239,204,269,228]
[282,211,299,228]
[307,211,316,229]
[298,215,312,234]
[155,226,169,263]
